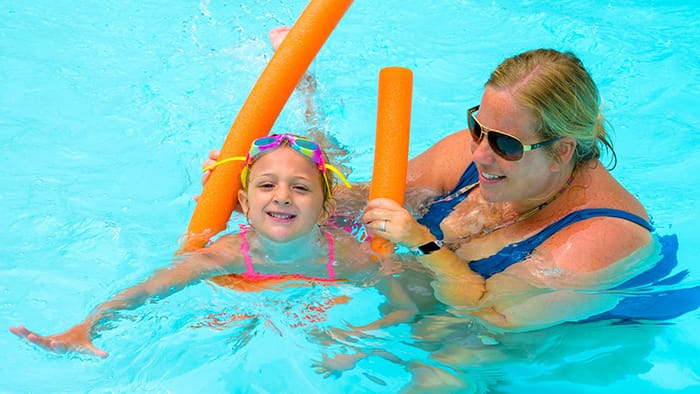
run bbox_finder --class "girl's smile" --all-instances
[238,146,328,243]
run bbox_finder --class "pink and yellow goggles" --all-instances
[203,134,351,196]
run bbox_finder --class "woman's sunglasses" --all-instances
[203,133,351,196]
[467,105,560,161]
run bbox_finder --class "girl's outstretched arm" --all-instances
[10,236,238,357]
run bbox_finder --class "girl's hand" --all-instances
[311,351,366,378]
[9,323,108,358]
[194,149,221,201]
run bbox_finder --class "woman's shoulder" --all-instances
[408,129,473,193]
[413,129,472,162]
[537,162,652,271]
[541,214,653,273]
[577,161,648,217]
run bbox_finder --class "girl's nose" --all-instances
[274,188,291,205]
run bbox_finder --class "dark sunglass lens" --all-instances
[469,115,483,142]
[490,132,524,161]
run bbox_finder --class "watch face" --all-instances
[419,241,442,254]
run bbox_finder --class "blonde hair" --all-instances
[487,49,616,169]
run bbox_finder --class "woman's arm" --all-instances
[468,218,654,330]
[361,197,487,303]
[361,198,655,331]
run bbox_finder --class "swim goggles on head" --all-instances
[203,133,351,196]
[468,105,560,161]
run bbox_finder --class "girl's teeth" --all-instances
[269,212,294,219]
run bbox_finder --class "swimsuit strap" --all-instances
[238,224,255,274]
[323,229,336,280]
[238,225,336,280]
[469,208,653,278]
[418,162,479,239]
[527,208,653,243]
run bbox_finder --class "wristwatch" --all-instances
[410,240,444,256]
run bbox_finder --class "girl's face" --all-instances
[238,146,331,242]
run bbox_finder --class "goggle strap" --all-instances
[201,153,352,193]
[324,164,352,189]
[202,156,247,172]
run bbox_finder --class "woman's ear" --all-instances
[552,137,577,170]
[318,198,337,225]
[238,189,250,216]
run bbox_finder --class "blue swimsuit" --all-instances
[418,162,699,322]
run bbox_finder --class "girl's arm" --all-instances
[353,274,418,331]
[326,231,418,334]
[10,236,238,357]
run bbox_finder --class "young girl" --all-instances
[10,133,416,357]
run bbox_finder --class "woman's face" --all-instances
[238,146,328,242]
[470,86,560,206]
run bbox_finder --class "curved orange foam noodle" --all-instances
[369,67,413,256]
[180,0,354,253]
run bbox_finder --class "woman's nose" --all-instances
[471,134,496,164]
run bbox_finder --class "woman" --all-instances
[361,49,656,331]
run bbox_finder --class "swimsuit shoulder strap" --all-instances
[322,229,336,280]
[531,208,653,242]
[453,161,479,191]
[241,226,336,280]
[418,162,479,239]
[238,224,255,274]
[469,208,653,278]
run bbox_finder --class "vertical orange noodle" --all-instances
[179,0,354,254]
[369,67,413,256]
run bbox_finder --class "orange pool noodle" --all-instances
[179,0,354,253]
[369,67,413,256]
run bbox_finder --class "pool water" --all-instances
[2,0,700,392]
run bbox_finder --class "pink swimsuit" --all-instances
[200,226,351,329]
[237,224,337,282]
[210,225,341,291]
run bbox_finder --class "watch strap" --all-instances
[410,240,444,256]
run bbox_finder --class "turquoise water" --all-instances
[2,0,700,392]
